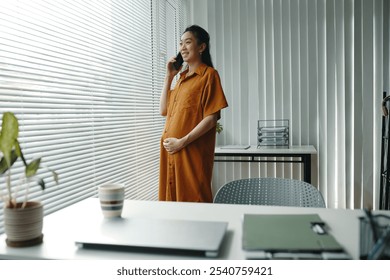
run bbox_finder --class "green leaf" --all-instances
[0,150,18,175]
[0,112,19,167]
[216,122,223,134]
[15,140,27,166]
[52,170,59,184]
[36,178,45,191]
[25,158,41,178]
[0,156,8,175]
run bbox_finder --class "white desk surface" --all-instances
[0,198,377,260]
[215,145,317,155]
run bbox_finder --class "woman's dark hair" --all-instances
[183,25,214,68]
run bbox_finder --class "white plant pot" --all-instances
[4,201,43,247]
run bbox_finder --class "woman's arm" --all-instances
[160,57,180,116]
[162,113,218,154]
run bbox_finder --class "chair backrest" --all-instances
[213,178,326,208]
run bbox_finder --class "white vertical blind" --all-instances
[0,0,190,234]
[192,0,389,209]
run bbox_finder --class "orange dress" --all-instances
[159,63,228,202]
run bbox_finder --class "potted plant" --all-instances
[0,112,58,247]
[216,122,223,134]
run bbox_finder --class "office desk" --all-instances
[215,145,317,184]
[0,198,374,260]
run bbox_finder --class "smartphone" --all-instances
[173,52,183,70]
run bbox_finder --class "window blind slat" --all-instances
[0,0,189,234]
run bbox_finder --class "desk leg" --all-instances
[303,155,311,184]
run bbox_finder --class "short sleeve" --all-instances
[201,70,228,119]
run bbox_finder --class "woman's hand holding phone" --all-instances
[167,52,183,76]
[173,52,183,70]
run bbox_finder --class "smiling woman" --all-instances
[159,25,228,203]
[0,0,191,234]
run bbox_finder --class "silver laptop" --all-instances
[75,217,228,257]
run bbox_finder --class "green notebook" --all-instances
[242,214,343,252]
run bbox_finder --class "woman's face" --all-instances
[179,31,205,64]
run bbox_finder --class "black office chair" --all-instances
[213,177,326,208]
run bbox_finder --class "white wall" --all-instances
[189,0,390,209]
